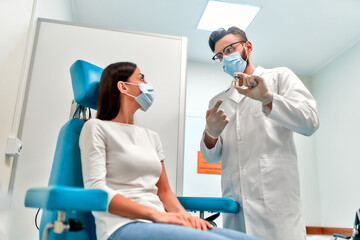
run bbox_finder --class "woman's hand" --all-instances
[150,212,213,231]
[184,213,213,231]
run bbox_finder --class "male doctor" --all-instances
[200,26,319,240]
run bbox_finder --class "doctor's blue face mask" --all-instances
[222,51,248,77]
[124,82,154,112]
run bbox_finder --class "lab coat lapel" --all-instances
[225,86,244,103]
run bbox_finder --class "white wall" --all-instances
[184,60,321,227]
[0,0,73,192]
[0,0,35,194]
[312,39,360,228]
[0,1,73,239]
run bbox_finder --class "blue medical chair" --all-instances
[24,60,239,240]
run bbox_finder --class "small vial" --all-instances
[232,73,240,87]
[232,74,249,89]
[232,80,240,87]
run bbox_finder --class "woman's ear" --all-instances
[117,81,128,94]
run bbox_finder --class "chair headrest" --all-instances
[70,60,104,110]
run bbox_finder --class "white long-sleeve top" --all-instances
[79,119,166,240]
[200,66,319,240]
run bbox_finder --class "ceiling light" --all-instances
[197,1,261,31]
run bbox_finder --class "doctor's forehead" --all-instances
[214,34,243,53]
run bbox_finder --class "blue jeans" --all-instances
[108,222,262,240]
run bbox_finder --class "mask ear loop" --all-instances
[124,82,138,86]
[124,93,137,98]
[122,82,139,98]
[241,43,248,63]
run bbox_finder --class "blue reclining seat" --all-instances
[25,60,107,240]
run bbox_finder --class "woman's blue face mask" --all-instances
[124,82,154,112]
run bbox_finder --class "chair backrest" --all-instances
[39,60,103,240]
[70,60,103,110]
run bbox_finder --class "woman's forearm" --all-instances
[158,189,187,214]
[108,194,159,221]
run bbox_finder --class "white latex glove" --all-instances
[205,99,229,139]
[234,72,273,105]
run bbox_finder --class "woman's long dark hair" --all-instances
[96,62,137,120]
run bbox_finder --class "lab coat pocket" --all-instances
[260,158,301,212]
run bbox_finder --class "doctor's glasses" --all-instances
[212,40,246,63]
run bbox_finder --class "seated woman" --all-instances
[79,62,261,240]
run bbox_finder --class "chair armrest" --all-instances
[333,233,351,239]
[177,197,239,213]
[25,186,107,211]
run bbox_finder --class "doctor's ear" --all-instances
[244,41,253,53]
[117,81,128,94]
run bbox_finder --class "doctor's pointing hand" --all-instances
[205,99,229,139]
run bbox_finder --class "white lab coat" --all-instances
[200,66,319,240]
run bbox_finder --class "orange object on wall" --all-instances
[197,151,221,175]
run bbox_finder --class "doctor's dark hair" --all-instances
[96,62,137,120]
[208,26,248,53]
